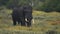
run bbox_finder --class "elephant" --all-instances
[12,4,33,27]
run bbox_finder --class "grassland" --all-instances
[0,9,60,34]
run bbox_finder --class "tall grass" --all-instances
[0,9,60,34]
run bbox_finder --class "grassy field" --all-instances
[0,9,60,34]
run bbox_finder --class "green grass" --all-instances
[0,10,60,34]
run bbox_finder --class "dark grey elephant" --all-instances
[12,4,33,27]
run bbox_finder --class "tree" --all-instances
[43,0,60,12]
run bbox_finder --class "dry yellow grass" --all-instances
[0,10,60,34]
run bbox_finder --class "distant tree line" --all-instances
[0,0,60,12]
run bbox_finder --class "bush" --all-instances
[46,30,57,34]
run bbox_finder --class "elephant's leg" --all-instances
[17,18,21,25]
[18,21,21,25]
[20,17,26,26]
[12,18,16,25]
[12,15,17,25]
